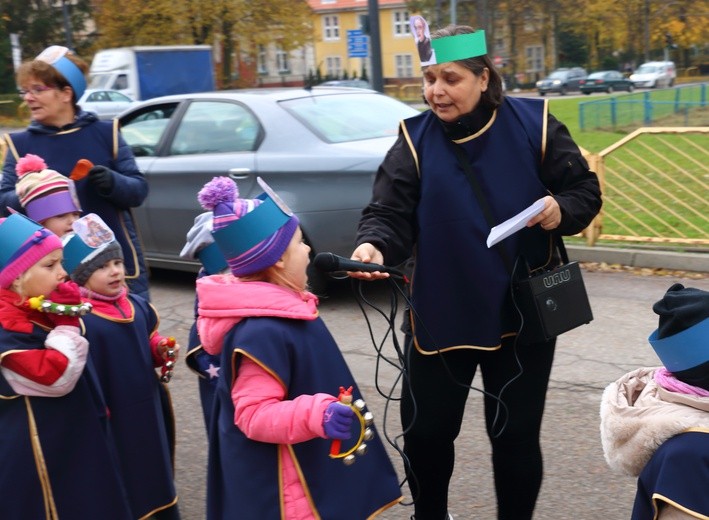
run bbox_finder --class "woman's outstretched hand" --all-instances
[348,243,389,280]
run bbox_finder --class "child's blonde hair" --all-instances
[240,264,308,294]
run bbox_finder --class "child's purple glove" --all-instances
[323,401,355,440]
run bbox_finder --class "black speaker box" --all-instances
[513,261,593,344]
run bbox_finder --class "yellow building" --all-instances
[307,0,423,84]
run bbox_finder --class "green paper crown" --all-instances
[431,31,487,64]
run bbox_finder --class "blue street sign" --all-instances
[347,29,368,58]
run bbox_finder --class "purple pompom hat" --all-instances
[197,176,299,277]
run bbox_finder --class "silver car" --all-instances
[118,87,419,287]
[78,89,137,120]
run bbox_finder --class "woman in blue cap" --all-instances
[0,46,150,300]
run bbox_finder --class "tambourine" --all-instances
[329,386,376,466]
[160,337,177,383]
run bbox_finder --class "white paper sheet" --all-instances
[486,198,545,248]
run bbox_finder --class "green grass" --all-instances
[547,96,709,248]
[547,97,628,153]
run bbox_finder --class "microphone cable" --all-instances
[342,266,529,506]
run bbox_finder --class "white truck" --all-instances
[88,45,215,101]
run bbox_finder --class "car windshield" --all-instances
[89,75,113,89]
[636,65,658,74]
[548,71,568,79]
[280,93,418,143]
[588,72,606,79]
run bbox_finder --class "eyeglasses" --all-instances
[18,85,56,97]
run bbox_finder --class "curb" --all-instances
[568,245,709,273]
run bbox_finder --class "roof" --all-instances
[307,0,406,12]
[131,86,386,104]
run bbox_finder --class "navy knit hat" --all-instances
[649,283,709,391]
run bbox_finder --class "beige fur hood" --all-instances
[599,367,709,477]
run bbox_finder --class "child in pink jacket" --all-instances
[195,177,402,520]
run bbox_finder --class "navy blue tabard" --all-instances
[207,315,402,520]
[0,324,133,519]
[402,97,553,350]
[632,430,709,520]
[81,295,177,518]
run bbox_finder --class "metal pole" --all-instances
[367,0,383,92]
[451,0,457,25]
[643,0,650,62]
[61,0,73,49]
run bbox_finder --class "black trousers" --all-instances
[401,335,556,520]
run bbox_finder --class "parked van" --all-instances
[629,61,676,89]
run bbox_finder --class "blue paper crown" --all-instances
[36,46,87,100]
[62,233,100,276]
[0,214,45,269]
[197,242,228,275]
[212,193,291,260]
[649,317,709,372]
[53,56,86,100]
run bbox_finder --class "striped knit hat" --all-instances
[0,213,63,289]
[197,176,299,277]
[15,154,81,223]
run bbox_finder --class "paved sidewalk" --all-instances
[569,244,709,273]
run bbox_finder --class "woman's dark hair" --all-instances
[430,24,504,109]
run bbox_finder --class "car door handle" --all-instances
[228,168,251,180]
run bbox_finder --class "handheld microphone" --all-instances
[313,252,403,277]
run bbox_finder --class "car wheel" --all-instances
[538,91,546,96]
[560,86,567,95]
[627,85,634,92]
[607,86,613,94]
[583,91,591,95]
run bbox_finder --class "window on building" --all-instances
[393,10,410,36]
[276,47,290,73]
[324,15,340,40]
[257,45,267,74]
[395,54,414,78]
[523,9,540,32]
[326,56,342,77]
[525,45,544,73]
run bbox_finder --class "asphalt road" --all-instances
[152,266,707,519]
